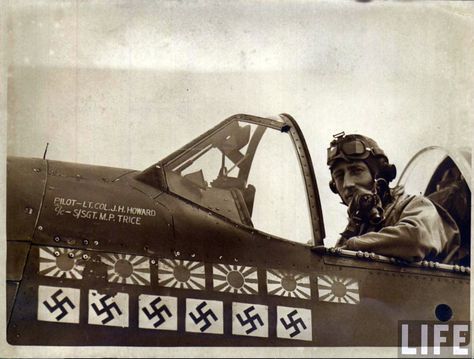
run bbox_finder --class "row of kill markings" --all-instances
[38,246,360,304]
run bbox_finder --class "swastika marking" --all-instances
[189,301,217,332]
[43,289,75,321]
[276,306,312,341]
[236,306,264,334]
[139,294,177,331]
[38,286,80,324]
[280,310,307,337]
[186,298,223,334]
[91,294,122,324]
[142,297,172,328]
[88,290,128,327]
[232,302,268,337]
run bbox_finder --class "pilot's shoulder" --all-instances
[386,186,452,225]
[391,186,435,209]
[387,189,438,221]
[398,193,437,211]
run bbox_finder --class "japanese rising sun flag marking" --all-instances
[317,275,360,305]
[101,253,151,286]
[158,259,205,290]
[39,247,85,279]
[212,264,258,294]
[266,269,311,299]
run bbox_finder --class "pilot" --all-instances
[327,132,460,263]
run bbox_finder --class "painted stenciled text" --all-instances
[53,196,156,225]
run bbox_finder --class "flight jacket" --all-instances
[339,186,461,263]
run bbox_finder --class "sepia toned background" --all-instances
[2,0,473,357]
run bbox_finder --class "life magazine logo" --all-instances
[398,321,471,358]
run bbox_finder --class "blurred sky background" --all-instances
[4,0,474,246]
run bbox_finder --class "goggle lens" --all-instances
[328,146,338,158]
[328,139,370,164]
[341,139,367,156]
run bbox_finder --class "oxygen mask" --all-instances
[350,192,385,225]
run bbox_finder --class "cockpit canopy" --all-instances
[138,114,325,245]
[399,147,471,266]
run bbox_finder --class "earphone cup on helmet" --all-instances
[386,163,397,182]
[380,163,396,182]
[375,158,397,183]
[329,180,338,194]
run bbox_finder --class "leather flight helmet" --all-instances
[327,132,397,194]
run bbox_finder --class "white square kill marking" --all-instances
[276,306,312,341]
[186,298,223,334]
[88,290,129,328]
[139,294,177,331]
[38,285,80,324]
[232,302,268,338]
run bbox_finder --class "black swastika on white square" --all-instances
[280,310,307,338]
[43,289,76,321]
[189,301,217,332]
[142,297,172,328]
[236,305,264,334]
[91,294,122,324]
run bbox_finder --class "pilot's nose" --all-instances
[343,173,355,190]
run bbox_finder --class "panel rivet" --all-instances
[54,236,60,242]
[83,239,89,245]
[54,251,60,257]
[82,254,90,260]
[150,259,156,265]
[38,225,43,231]
[68,252,74,258]
[93,240,99,246]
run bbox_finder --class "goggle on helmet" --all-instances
[327,132,388,168]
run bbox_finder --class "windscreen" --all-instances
[163,120,314,244]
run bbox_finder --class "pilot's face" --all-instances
[331,160,374,205]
